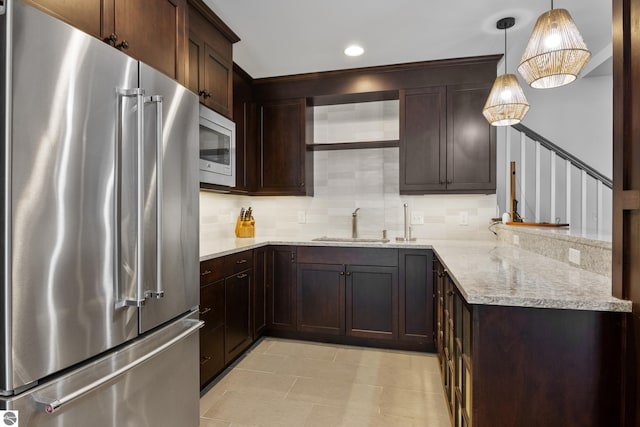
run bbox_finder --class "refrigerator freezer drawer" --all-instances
[0,312,202,427]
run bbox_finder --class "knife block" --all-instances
[235,216,255,238]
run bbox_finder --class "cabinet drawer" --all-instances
[200,257,225,286]
[223,250,254,276]
[200,280,224,335]
[200,325,225,388]
[297,246,398,267]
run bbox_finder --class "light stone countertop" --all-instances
[200,237,631,313]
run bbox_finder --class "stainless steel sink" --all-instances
[312,236,390,243]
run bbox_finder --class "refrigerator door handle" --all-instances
[116,88,147,308]
[33,319,204,414]
[144,95,165,300]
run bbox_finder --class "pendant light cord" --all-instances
[504,26,508,74]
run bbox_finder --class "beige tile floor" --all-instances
[200,337,451,427]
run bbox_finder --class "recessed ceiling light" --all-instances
[344,45,364,57]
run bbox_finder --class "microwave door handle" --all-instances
[144,95,164,299]
[115,88,147,308]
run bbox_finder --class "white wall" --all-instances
[200,147,498,243]
[520,74,612,178]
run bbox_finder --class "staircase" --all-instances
[498,123,612,236]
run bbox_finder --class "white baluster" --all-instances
[520,133,526,221]
[506,129,512,215]
[550,151,556,223]
[566,160,572,225]
[581,170,587,234]
[535,141,541,223]
[597,180,604,235]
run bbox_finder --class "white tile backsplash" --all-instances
[200,147,497,241]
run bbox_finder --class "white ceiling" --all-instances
[203,0,612,79]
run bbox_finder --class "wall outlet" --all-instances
[513,234,519,245]
[411,211,424,225]
[297,210,306,224]
[459,211,469,226]
[568,248,581,265]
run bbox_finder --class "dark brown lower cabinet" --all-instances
[269,246,297,331]
[199,279,225,388]
[252,247,268,339]
[297,263,345,335]
[346,265,398,340]
[434,257,624,427]
[224,269,252,363]
[399,249,434,349]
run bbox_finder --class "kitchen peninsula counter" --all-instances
[200,237,631,313]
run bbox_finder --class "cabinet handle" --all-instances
[115,40,129,50]
[104,33,118,46]
[346,272,352,276]
[290,252,295,262]
[301,182,305,187]
[200,356,212,366]
[236,259,248,264]
[199,307,212,315]
[447,290,455,296]
[199,90,212,99]
[236,273,248,279]
[339,271,345,276]
[447,179,452,184]
[201,269,212,276]
[440,180,445,185]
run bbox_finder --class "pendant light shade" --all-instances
[518,8,591,89]
[482,74,530,126]
[482,17,530,126]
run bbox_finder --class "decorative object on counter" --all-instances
[508,161,569,227]
[235,207,255,238]
[396,203,416,241]
[482,17,530,126]
[518,1,591,89]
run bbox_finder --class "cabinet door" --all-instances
[446,83,496,192]
[200,325,225,388]
[187,32,204,95]
[200,279,225,335]
[297,263,345,335]
[203,45,232,117]
[269,246,297,330]
[259,99,308,195]
[24,0,106,39]
[398,250,434,348]
[253,247,268,339]
[400,87,447,193]
[233,66,257,192]
[346,265,398,340]
[114,0,186,81]
[224,269,252,363]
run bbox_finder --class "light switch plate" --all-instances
[459,211,468,226]
[513,234,519,245]
[411,211,424,225]
[297,211,306,224]
[568,248,581,265]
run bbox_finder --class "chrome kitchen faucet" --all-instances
[352,208,360,238]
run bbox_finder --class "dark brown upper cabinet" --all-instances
[26,0,188,83]
[257,98,314,196]
[400,83,496,194]
[187,0,239,118]
[400,87,447,193]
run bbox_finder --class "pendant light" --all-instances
[518,1,591,89]
[482,17,530,127]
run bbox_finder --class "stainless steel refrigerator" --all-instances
[0,1,201,425]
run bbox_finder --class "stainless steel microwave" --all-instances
[199,105,236,187]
